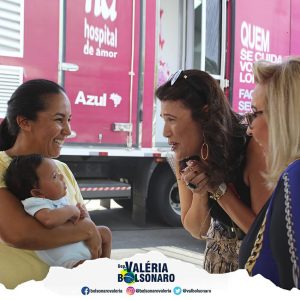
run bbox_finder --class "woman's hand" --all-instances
[80,218,102,259]
[180,160,210,195]
[177,159,212,238]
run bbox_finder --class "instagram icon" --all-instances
[126,286,135,295]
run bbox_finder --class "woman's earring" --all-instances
[201,135,209,161]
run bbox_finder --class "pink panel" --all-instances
[64,0,140,145]
[0,0,60,82]
[290,0,300,55]
[231,0,291,114]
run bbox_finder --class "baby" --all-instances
[4,154,111,268]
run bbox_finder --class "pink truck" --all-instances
[0,0,299,226]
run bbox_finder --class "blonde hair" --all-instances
[253,57,300,188]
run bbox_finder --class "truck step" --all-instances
[78,179,131,199]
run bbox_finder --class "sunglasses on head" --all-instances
[169,69,203,97]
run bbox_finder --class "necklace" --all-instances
[245,212,267,275]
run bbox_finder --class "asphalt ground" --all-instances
[85,200,206,268]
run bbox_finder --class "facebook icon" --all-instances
[81,286,90,295]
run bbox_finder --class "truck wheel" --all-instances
[147,164,182,227]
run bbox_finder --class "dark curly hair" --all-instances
[155,69,247,188]
[4,154,44,200]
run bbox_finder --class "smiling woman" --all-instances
[13,92,72,158]
[0,79,103,289]
[0,79,71,156]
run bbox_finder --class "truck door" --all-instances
[61,0,140,146]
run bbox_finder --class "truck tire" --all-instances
[147,163,182,227]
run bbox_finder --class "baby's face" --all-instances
[36,158,67,200]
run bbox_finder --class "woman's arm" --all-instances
[180,138,272,234]
[216,188,256,233]
[244,137,271,214]
[0,188,101,257]
[216,138,271,233]
[181,174,255,234]
[177,164,211,239]
[180,160,255,234]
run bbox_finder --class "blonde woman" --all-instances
[239,57,300,289]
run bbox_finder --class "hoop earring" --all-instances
[201,136,209,161]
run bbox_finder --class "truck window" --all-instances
[194,0,222,75]
[0,0,24,58]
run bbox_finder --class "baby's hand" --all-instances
[69,206,81,224]
[76,203,89,219]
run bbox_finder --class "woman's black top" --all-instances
[238,199,270,267]
[208,135,251,228]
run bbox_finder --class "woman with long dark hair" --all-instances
[156,69,271,273]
